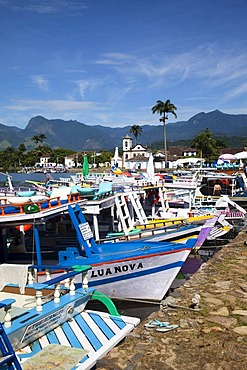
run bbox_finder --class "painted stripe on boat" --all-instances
[88,260,186,287]
[46,328,60,344]
[90,247,192,266]
[67,318,96,355]
[75,313,106,349]
[53,325,71,346]
[16,310,140,370]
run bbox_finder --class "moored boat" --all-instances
[31,204,220,302]
[0,263,140,369]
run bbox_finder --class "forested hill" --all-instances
[0,110,246,151]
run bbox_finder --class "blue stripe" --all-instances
[109,316,126,330]
[60,322,89,365]
[61,321,84,349]
[89,260,184,287]
[17,335,44,361]
[46,330,60,344]
[78,354,89,365]
[29,339,42,354]
[88,312,116,339]
[74,314,102,351]
[71,354,89,369]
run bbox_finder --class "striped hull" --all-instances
[84,247,192,301]
[16,310,139,370]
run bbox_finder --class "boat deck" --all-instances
[16,309,139,370]
[0,265,140,370]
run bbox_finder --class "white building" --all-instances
[39,155,51,167]
[64,154,82,168]
[122,134,150,170]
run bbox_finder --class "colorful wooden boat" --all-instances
[0,263,139,369]
[0,193,86,226]
[30,204,218,302]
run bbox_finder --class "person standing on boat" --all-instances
[213,180,222,196]
[44,170,53,188]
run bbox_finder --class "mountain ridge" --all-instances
[0,110,246,151]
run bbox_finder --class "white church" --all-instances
[111,134,152,171]
[112,134,201,171]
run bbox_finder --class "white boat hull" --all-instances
[86,248,191,301]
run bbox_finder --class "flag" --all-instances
[82,155,89,179]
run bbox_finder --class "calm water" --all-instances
[7,171,73,185]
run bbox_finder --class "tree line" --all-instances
[128,99,234,164]
[1,99,244,170]
[0,134,113,171]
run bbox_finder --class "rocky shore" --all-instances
[96,228,247,370]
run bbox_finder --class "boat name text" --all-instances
[91,262,143,278]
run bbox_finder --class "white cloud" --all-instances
[4,0,87,15]
[95,44,247,96]
[96,52,132,65]
[74,79,105,99]
[31,75,50,92]
[3,99,97,112]
[222,81,247,100]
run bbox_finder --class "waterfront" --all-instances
[2,171,207,322]
[5,171,73,184]
[96,228,247,370]
[2,170,161,321]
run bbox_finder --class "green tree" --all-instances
[0,146,19,169]
[243,138,247,148]
[49,148,75,165]
[18,143,26,154]
[31,133,47,146]
[95,151,112,167]
[215,137,227,149]
[151,99,177,165]
[192,128,219,162]
[17,143,27,167]
[129,125,142,145]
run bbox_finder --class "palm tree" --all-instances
[129,125,142,145]
[151,99,177,165]
[31,133,47,146]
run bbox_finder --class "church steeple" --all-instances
[122,134,132,152]
[122,134,132,168]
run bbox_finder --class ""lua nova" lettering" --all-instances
[91,262,143,278]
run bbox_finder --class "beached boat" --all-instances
[0,263,139,369]
[27,204,219,302]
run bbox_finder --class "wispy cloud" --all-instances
[73,79,105,99]
[96,53,132,65]
[3,99,97,112]
[223,81,247,100]
[3,0,87,15]
[94,44,247,102]
[31,75,50,92]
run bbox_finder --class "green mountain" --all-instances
[0,110,246,151]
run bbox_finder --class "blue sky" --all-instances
[1,0,247,129]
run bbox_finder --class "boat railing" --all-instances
[0,264,91,329]
[100,219,190,242]
[0,192,83,216]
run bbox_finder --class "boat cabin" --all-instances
[198,173,245,197]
